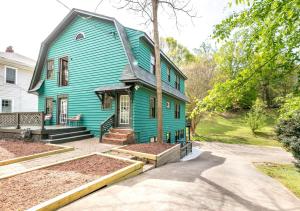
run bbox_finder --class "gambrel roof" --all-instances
[29,8,188,102]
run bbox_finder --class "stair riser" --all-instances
[50,134,93,144]
[105,133,128,139]
[49,131,89,139]
[46,127,87,135]
[110,128,133,134]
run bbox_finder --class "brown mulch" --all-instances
[122,143,175,155]
[0,140,60,161]
[0,155,131,211]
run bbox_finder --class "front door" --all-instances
[58,98,68,125]
[118,94,130,127]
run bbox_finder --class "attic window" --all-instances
[75,32,85,40]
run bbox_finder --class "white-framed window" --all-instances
[75,32,85,40]
[150,54,156,75]
[5,66,17,84]
[150,136,157,143]
[166,101,170,109]
[1,99,13,113]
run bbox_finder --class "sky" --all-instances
[0,0,242,60]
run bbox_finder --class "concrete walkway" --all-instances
[0,138,115,176]
[60,142,300,211]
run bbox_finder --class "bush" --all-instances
[245,99,266,133]
[276,112,300,168]
[278,94,300,120]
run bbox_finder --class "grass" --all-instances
[255,163,300,198]
[194,111,282,147]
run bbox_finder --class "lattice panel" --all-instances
[0,113,17,127]
[19,113,43,126]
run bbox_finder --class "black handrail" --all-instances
[99,114,115,142]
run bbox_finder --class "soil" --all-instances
[122,143,175,155]
[0,140,60,161]
[0,154,131,211]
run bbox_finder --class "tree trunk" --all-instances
[152,0,163,143]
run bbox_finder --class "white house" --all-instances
[0,46,37,113]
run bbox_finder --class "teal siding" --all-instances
[38,17,128,135]
[133,86,186,143]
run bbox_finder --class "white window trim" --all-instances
[150,54,155,74]
[0,98,14,113]
[4,65,18,85]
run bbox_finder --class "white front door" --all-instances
[119,94,130,126]
[59,98,68,124]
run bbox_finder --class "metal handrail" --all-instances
[99,114,115,142]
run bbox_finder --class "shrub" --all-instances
[276,112,300,168]
[245,99,266,133]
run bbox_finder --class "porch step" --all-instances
[105,132,129,139]
[48,134,94,144]
[49,130,90,139]
[110,128,133,134]
[101,137,129,145]
[46,127,87,135]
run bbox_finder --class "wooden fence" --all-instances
[0,112,45,130]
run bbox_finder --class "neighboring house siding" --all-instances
[0,63,37,112]
[38,17,129,135]
[133,86,186,143]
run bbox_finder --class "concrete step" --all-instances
[110,128,133,134]
[49,130,90,139]
[104,132,128,139]
[102,137,128,145]
[143,164,155,172]
[49,134,94,144]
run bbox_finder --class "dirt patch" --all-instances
[122,143,175,155]
[0,140,60,161]
[0,154,131,211]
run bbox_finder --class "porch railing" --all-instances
[99,114,115,142]
[0,112,45,130]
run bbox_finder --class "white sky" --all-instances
[0,0,242,60]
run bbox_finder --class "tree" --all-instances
[245,98,266,133]
[110,0,196,143]
[193,0,299,114]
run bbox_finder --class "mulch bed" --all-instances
[0,154,131,211]
[0,140,60,161]
[122,143,175,155]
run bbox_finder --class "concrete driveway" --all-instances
[61,142,300,211]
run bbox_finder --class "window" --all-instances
[102,93,113,109]
[167,66,171,82]
[166,101,170,109]
[180,129,185,139]
[166,132,171,143]
[175,103,181,119]
[1,99,12,113]
[59,57,69,86]
[5,67,16,84]
[45,98,53,115]
[175,130,180,143]
[150,54,156,75]
[150,96,156,118]
[175,74,180,90]
[47,60,54,79]
[150,137,157,143]
[75,32,85,40]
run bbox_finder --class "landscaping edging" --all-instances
[0,153,143,211]
[0,144,74,166]
[113,144,181,167]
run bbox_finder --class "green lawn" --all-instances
[255,163,300,198]
[194,111,282,147]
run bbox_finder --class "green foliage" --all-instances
[246,99,266,133]
[194,111,281,146]
[193,0,299,114]
[278,94,300,120]
[276,112,300,167]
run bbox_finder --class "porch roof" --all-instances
[94,84,131,93]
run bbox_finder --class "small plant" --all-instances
[276,112,300,168]
[246,99,266,134]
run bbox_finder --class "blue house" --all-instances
[29,9,188,145]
